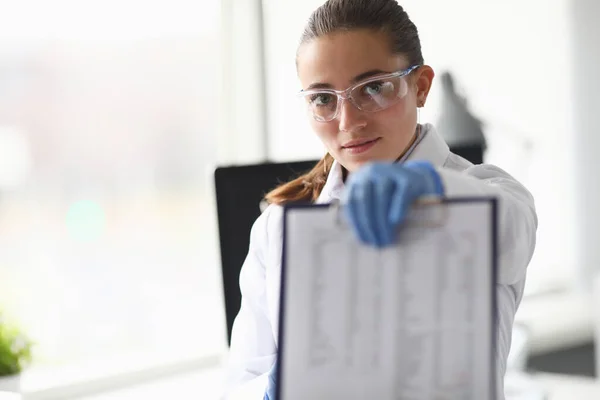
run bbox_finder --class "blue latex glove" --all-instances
[343,160,444,247]
[264,361,278,400]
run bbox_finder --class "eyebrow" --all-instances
[305,69,390,90]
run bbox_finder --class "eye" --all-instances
[309,93,335,106]
[363,82,384,95]
[362,81,395,96]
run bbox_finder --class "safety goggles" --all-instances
[298,65,420,122]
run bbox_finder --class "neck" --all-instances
[395,124,420,163]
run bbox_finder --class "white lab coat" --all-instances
[224,124,537,400]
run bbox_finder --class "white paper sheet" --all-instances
[279,200,496,400]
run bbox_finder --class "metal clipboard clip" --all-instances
[406,196,448,228]
[329,195,448,228]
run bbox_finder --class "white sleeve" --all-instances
[223,207,277,399]
[437,164,538,285]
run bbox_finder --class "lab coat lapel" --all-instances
[316,160,345,203]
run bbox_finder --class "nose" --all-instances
[337,98,367,132]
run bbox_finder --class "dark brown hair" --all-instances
[265,0,423,205]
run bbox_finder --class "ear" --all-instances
[414,65,435,108]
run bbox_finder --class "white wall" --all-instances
[261,0,577,292]
[570,0,600,291]
[262,0,326,162]
[220,0,269,165]
[400,0,576,291]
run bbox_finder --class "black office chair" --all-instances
[449,143,485,165]
[214,160,319,345]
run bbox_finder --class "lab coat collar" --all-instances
[315,159,345,204]
[315,123,450,204]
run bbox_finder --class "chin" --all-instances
[342,158,372,173]
[338,150,390,172]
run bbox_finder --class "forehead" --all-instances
[297,29,407,90]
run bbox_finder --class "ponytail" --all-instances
[264,153,335,205]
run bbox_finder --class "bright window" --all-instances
[0,0,227,392]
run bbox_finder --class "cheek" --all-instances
[374,100,418,143]
[376,100,413,128]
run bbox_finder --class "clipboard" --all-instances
[276,197,499,400]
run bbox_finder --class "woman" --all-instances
[224,0,537,399]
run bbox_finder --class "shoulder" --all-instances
[239,204,285,289]
[249,204,285,248]
[443,151,525,186]
[440,152,535,206]
[259,204,284,230]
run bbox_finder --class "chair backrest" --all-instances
[450,143,485,165]
[214,159,319,345]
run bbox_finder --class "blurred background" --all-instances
[0,0,599,399]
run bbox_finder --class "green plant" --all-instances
[0,313,32,377]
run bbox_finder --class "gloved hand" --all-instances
[343,160,444,247]
[264,361,278,400]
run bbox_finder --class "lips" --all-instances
[341,137,381,155]
[342,137,380,148]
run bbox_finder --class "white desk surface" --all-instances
[2,370,598,400]
[533,373,600,399]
